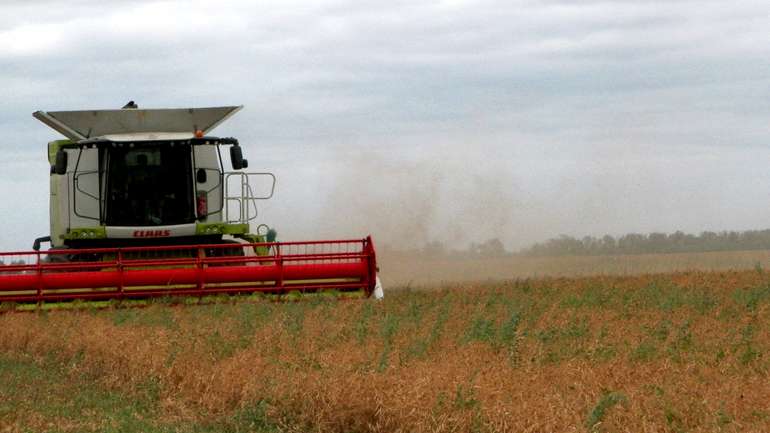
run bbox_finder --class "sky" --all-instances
[1,0,770,251]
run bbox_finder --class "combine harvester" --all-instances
[0,104,381,306]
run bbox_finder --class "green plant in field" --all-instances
[716,406,733,427]
[535,327,558,344]
[715,348,726,362]
[740,322,756,341]
[483,292,502,310]
[593,345,617,361]
[206,329,237,359]
[208,299,230,318]
[561,285,613,309]
[111,305,177,329]
[564,317,590,339]
[164,336,184,368]
[499,311,521,360]
[283,303,307,338]
[592,325,617,361]
[664,406,685,433]
[463,316,496,344]
[667,321,693,361]
[630,340,658,362]
[688,290,717,314]
[406,297,425,325]
[136,376,162,410]
[470,411,488,433]
[221,400,281,433]
[405,295,451,361]
[630,280,688,312]
[461,302,521,356]
[453,383,479,410]
[648,384,682,432]
[636,281,718,314]
[732,285,770,311]
[531,316,592,363]
[739,344,761,366]
[515,279,532,294]
[648,319,671,342]
[657,291,685,312]
[434,390,448,411]
[355,302,374,344]
[377,313,400,372]
[234,302,274,346]
[586,391,627,431]
[717,304,739,321]
[735,322,762,366]
[111,307,142,326]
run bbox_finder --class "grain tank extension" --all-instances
[0,104,380,304]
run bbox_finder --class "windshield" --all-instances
[104,144,195,226]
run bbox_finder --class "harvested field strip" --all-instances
[379,249,770,286]
[1,270,769,432]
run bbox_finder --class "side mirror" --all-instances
[54,149,68,175]
[230,145,245,170]
[33,235,51,251]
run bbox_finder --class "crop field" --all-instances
[1,268,770,432]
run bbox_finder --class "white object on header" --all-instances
[373,277,384,300]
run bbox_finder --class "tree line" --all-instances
[381,228,770,258]
[520,229,770,256]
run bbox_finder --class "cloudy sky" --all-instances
[1,0,769,250]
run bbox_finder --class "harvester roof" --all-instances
[33,106,242,142]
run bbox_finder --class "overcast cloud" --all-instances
[1,0,769,250]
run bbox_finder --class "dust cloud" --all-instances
[314,152,518,251]
[310,153,770,287]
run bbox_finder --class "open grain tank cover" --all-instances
[33,106,243,141]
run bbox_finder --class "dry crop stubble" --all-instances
[0,270,769,432]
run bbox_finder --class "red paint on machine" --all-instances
[0,237,378,302]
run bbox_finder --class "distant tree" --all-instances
[600,235,616,254]
[520,228,770,257]
[422,240,447,257]
[469,238,508,258]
